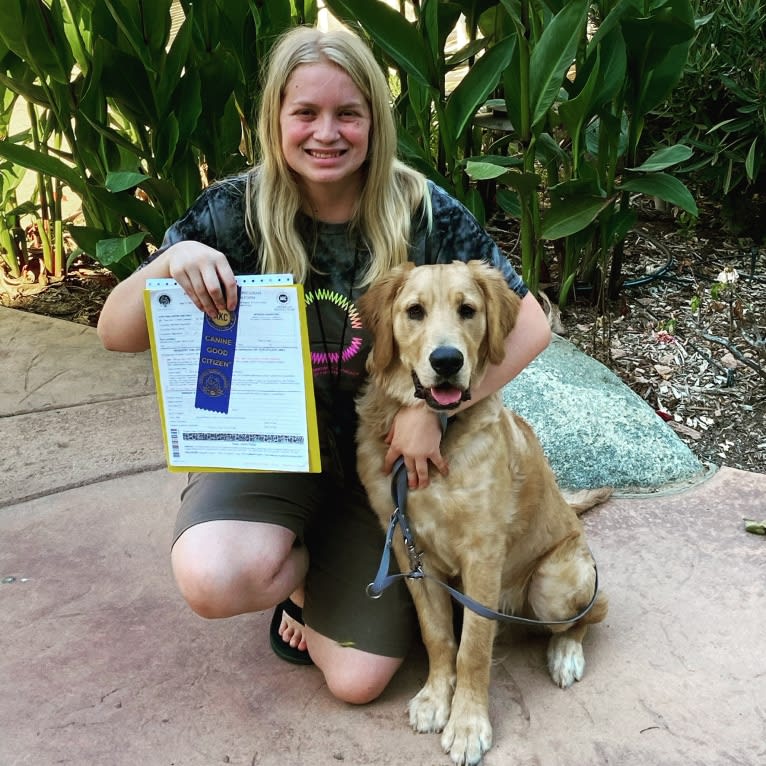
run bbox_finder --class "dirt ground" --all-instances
[491,204,765,474]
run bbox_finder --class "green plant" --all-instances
[648,0,766,199]
[0,83,25,277]
[324,0,514,220]
[468,0,698,303]
[0,0,316,280]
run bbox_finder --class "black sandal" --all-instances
[269,599,314,665]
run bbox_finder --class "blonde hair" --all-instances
[245,25,429,286]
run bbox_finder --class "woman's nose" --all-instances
[313,113,340,141]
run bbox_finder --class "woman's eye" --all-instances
[407,304,425,321]
[459,304,476,319]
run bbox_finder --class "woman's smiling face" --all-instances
[279,61,371,210]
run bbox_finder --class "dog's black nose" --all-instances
[429,346,464,377]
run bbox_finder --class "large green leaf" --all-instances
[95,37,158,125]
[496,187,521,218]
[0,0,73,85]
[587,0,636,54]
[59,0,91,75]
[84,185,166,242]
[541,191,613,239]
[421,0,440,68]
[67,225,140,278]
[105,170,150,193]
[623,0,695,116]
[529,0,589,128]
[589,26,627,109]
[466,160,537,195]
[497,0,523,30]
[153,113,180,173]
[444,37,515,143]
[158,6,194,114]
[0,2,25,55]
[40,0,77,84]
[558,46,601,161]
[171,70,202,147]
[465,159,509,181]
[619,172,698,216]
[0,140,85,193]
[745,137,759,183]
[194,48,240,116]
[102,0,172,72]
[96,231,147,265]
[323,0,436,88]
[628,144,693,172]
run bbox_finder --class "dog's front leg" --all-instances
[392,542,457,733]
[407,576,458,733]
[440,563,501,766]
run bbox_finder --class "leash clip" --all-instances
[404,538,424,577]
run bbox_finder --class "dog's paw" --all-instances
[441,708,493,766]
[547,634,585,688]
[408,682,453,733]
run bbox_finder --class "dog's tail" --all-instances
[561,487,613,516]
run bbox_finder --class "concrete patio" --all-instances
[2,306,764,766]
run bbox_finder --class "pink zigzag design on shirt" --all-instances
[305,288,364,370]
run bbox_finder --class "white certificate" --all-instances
[144,274,320,472]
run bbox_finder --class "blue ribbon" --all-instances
[195,287,241,414]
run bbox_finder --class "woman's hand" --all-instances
[383,403,449,489]
[166,242,238,318]
[98,240,238,353]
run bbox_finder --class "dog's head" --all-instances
[358,261,521,410]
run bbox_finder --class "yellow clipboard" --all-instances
[144,274,321,473]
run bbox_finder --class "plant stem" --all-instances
[0,220,21,277]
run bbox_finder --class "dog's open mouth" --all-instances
[412,371,470,410]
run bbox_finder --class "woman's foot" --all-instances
[278,598,308,652]
[269,593,313,665]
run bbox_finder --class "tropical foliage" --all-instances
[0,0,316,278]
[0,0,750,305]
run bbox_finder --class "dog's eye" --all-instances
[459,303,476,319]
[406,304,425,321]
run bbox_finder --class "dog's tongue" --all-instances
[430,386,463,406]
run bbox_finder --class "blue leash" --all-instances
[366,432,600,627]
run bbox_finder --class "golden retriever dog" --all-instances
[355,261,608,766]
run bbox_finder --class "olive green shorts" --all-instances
[173,469,416,658]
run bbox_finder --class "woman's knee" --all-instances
[323,656,402,705]
[171,521,300,618]
[171,550,245,618]
[306,631,403,704]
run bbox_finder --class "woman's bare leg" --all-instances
[171,519,307,617]
[171,519,404,704]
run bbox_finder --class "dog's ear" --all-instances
[357,263,414,375]
[469,260,522,365]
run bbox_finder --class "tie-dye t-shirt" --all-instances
[150,175,527,474]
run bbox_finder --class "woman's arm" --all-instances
[97,241,238,353]
[384,291,551,488]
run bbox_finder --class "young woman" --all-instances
[97,24,551,704]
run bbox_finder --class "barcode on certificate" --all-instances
[170,428,181,458]
[182,432,305,444]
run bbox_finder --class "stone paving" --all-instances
[2,306,764,766]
